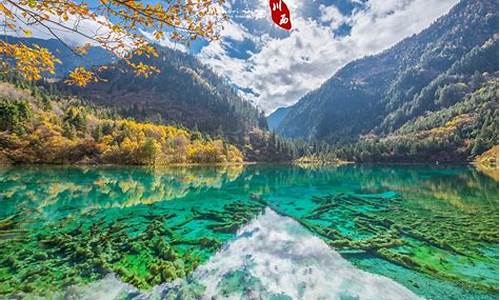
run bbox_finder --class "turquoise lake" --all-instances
[0,164,498,299]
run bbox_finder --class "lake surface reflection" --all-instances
[0,164,497,299]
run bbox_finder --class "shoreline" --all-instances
[0,161,481,168]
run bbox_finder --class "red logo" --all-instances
[269,0,292,30]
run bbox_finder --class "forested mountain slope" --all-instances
[0,79,243,165]
[331,78,498,162]
[276,0,498,148]
[64,47,268,146]
[267,107,290,131]
[3,37,290,162]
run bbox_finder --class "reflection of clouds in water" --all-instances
[189,209,421,300]
[58,274,136,300]
[59,209,421,300]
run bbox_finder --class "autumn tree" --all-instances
[0,0,226,86]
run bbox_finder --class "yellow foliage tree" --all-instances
[0,0,226,85]
[0,82,243,165]
[93,119,242,165]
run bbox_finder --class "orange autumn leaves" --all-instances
[0,41,60,81]
[64,67,97,87]
[0,0,226,86]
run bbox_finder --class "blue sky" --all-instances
[11,0,459,114]
[179,0,459,113]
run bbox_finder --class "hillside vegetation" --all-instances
[63,47,268,146]
[272,0,499,163]
[0,80,243,165]
[332,79,499,162]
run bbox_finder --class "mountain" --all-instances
[0,35,114,77]
[267,107,290,131]
[275,0,499,148]
[0,80,243,165]
[63,46,268,146]
[2,36,275,160]
[331,78,498,162]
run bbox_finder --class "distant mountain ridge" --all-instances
[274,0,499,144]
[267,107,289,131]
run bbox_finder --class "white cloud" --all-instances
[140,29,189,53]
[201,17,346,111]
[319,4,348,29]
[198,0,459,114]
[222,21,254,41]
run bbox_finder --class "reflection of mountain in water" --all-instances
[59,209,421,300]
[237,164,498,213]
[0,164,496,220]
[0,165,244,219]
[0,164,497,299]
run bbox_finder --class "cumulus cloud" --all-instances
[319,4,348,29]
[140,29,189,53]
[198,0,459,114]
